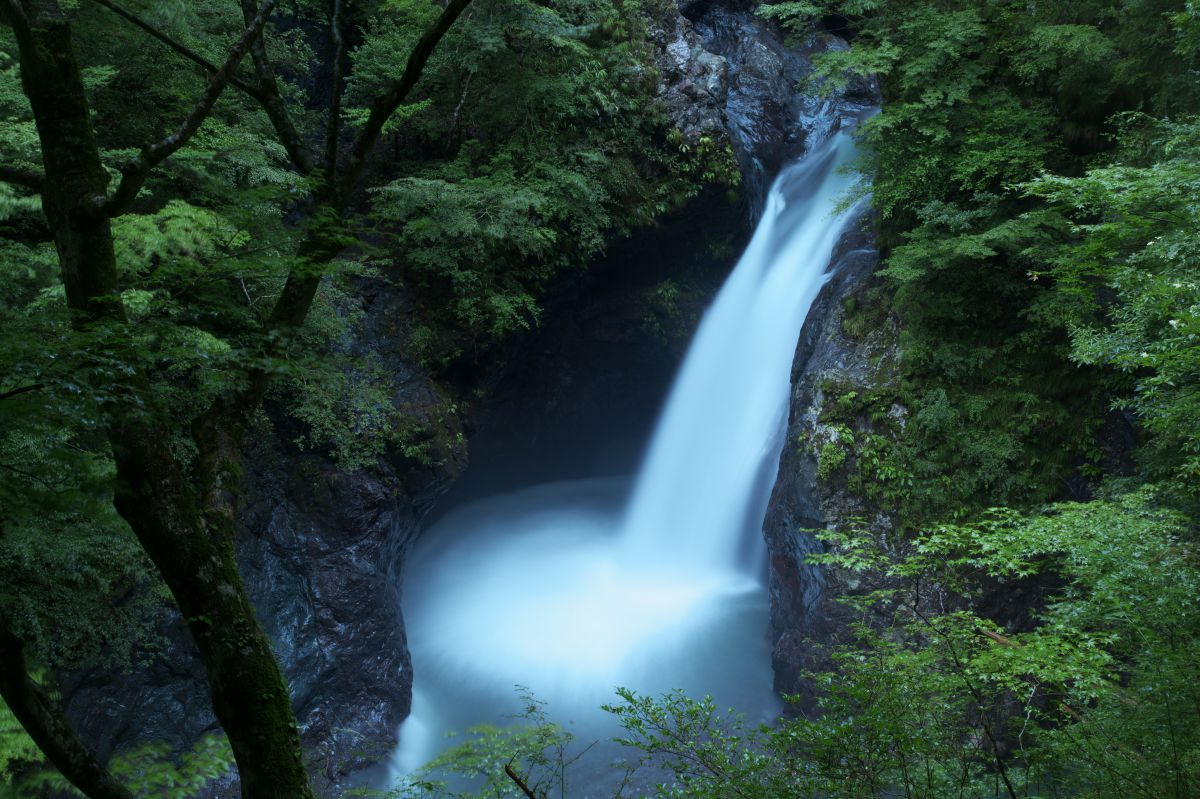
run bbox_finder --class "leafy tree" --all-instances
[1026,114,1200,500]
[760,0,1200,525]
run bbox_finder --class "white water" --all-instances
[390,130,863,783]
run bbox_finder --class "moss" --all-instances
[816,424,855,482]
[817,439,849,481]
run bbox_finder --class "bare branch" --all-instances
[333,0,473,207]
[86,0,267,103]
[0,164,44,191]
[323,0,345,183]
[504,763,539,799]
[97,0,279,217]
[0,621,135,799]
[238,0,315,174]
[0,383,43,401]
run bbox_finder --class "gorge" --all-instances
[8,0,1194,796]
[32,4,880,793]
[392,127,867,780]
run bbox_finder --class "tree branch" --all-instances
[910,604,1019,799]
[0,382,43,401]
[238,0,314,175]
[504,763,539,799]
[323,0,345,184]
[0,620,135,799]
[254,0,474,337]
[0,164,44,191]
[333,0,473,208]
[96,0,278,216]
[85,0,268,104]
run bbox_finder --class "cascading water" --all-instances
[619,133,860,572]
[390,128,864,782]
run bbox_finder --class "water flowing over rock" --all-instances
[392,129,868,782]
[619,138,863,573]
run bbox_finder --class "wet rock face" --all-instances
[651,0,879,204]
[661,2,887,709]
[444,3,879,501]
[648,4,729,143]
[236,455,426,790]
[763,216,883,706]
[689,3,875,211]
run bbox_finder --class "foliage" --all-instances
[808,490,1200,799]
[1,0,733,791]
[606,688,788,799]
[1026,115,1200,498]
[361,0,736,356]
[0,697,39,791]
[18,732,235,799]
[372,691,582,799]
[758,0,1200,526]
[604,490,1199,799]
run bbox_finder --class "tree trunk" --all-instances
[0,621,134,799]
[9,3,315,797]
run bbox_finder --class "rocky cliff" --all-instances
[761,216,898,706]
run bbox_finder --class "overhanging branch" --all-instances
[0,620,135,799]
[96,0,279,217]
[85,0,268,103]
[0,164,44,191]
[0,383,43,400]
[333,0,473,207]
[259,0,475,335]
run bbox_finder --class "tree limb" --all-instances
[0,164,44,191]
[323,0,345,184]
[85,0,268,104]
[0,620,135,799]
[504,763,539,799]
[238,0,314,175]
[257,0,475,335]
[332,0,473,208]
[96,0,279,216]
[187,0,476,499]
[0,382,43,400]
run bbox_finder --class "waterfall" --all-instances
[390,129,863,781]
[619,132,861,571]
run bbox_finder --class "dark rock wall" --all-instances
[762,216,893,706]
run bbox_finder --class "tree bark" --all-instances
[9,3,315,797]
[0,620,134,799]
